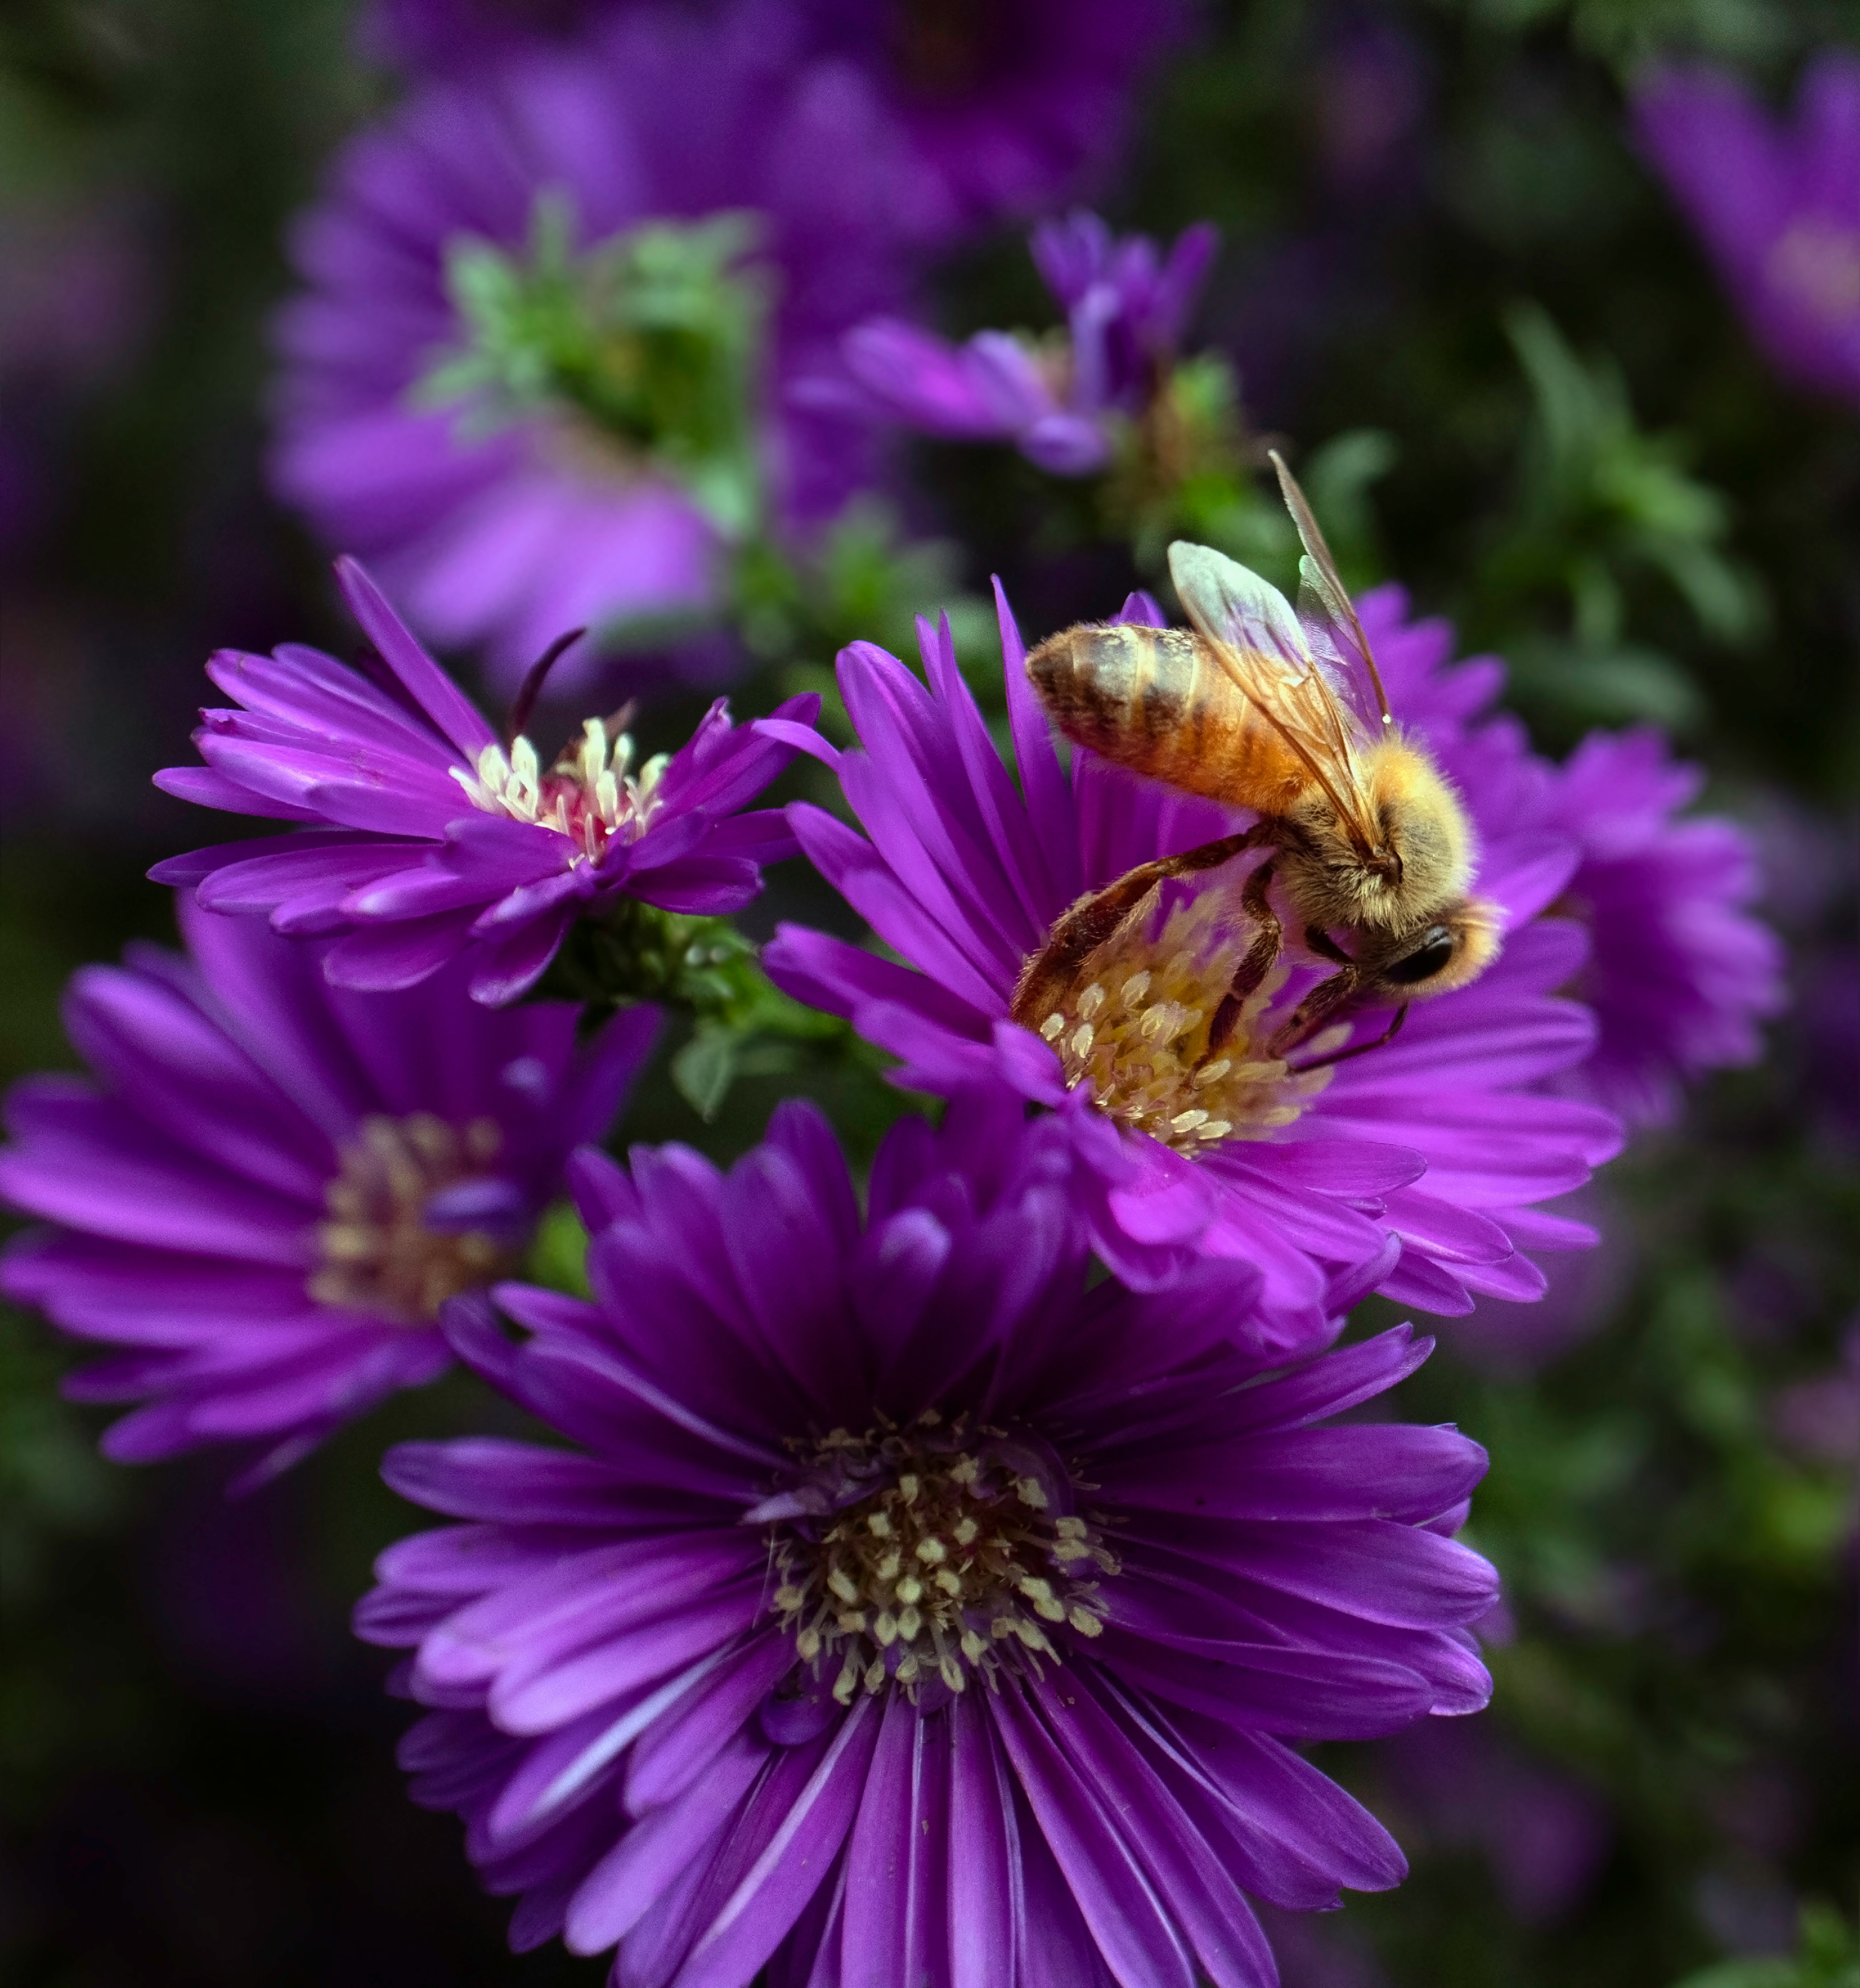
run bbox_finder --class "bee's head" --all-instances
[1358,899,1502,1000]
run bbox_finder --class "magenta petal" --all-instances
[335,556,497,761]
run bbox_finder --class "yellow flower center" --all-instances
[1034,877,1341,1153]
[451,717,669,864]
[769,1413,1116,1705]
[309,1113,514,1323]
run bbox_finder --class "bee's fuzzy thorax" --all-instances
[1275,733,1477,935]
[1363,732,1476,893]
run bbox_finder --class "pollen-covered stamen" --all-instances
[1037,878,1344,1154]
[310,1113,515,1322]
[451,717,670,864]
[768,1414,1117,1705]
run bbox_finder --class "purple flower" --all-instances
[0,898,654,1483]
[273,2,912,693]
[1380,1712,1611,1925]
[358,1,1187,248]
[1359,588,1785,1128]
[1635,53,1860,407]
[151,559,815,1005]
[764,586,1621,1335]
[1529,728,1786,1126]
[796,2,1190,245]
[359,1092,1498,1980]
[842,210,1219,474]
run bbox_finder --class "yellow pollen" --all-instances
[767,1413,1118,1706]
[308,1114,513,1323]
[1035,876,1337,1155]
[450,718,669,865]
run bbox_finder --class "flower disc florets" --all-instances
[771,1411,1115,1704]
[1034,881,1339,1152]
[451,718,668,866]
[312,1112,513,1322]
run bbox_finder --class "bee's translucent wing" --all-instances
[1270,449,1394,732]
[1167,538,1381,854]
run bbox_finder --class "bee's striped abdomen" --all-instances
[1025,622,1307,811]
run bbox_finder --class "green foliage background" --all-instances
[0,1,1854,1982]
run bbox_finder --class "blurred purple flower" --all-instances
[1635,53,1860,406]
[764,586,1621,1335]
[359,0,1187,247]
[0,197,155,559]
[0,898,653,1484]
[1770,1324,1860,1469]
[1258,1903,1391,1988]
[1532,729,1786,1127]
[841,210,1218,473]
[1381,1712,1612,1924]
[1313,15,1430,197]
[151,560,815,1006]
[1361,589,1785,1128]
[274,2,912,694]
[1445,1184,1635,1377]
[789,1,1191,245]
[359,1092,1496,1980]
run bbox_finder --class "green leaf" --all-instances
[416,194,768,541]
[1670,1903,1860,1988]
[671,1023,741,1120]
[526,1200,592,1299]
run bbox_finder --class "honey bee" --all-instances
[1015,451,1500,1065]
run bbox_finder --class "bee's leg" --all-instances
[1010,826,1267,1031]
[1304,925,1352,965]
[1287,1001,1409,1073]
[1205,860,1283,1056]
[1264,967,1362,1060]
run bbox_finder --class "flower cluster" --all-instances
[358,1096,1497,1982]
[356,0,1187,249]
[0,897,654,1483]
[1634,52,1860,408]
[152,558,814,1005]
[4,450,1784,1976]
[3,20,1799,1955]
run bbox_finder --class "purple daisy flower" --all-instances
[763,585,1621,1333]
[1357,587,1785,1128]
[151,558,816,1005]
[1527,727,1786,1127]
[1634,52,1860,407]
[273,2,912,694]
[356,1,1188,249]
[359,1092,1498,1982]
[0,897,654,1484]
[842,210,1219,475]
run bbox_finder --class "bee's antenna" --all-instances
[504,627,588,745]
[1269,449,1394,730]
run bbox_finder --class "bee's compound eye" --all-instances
[1385,925,1457,985]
